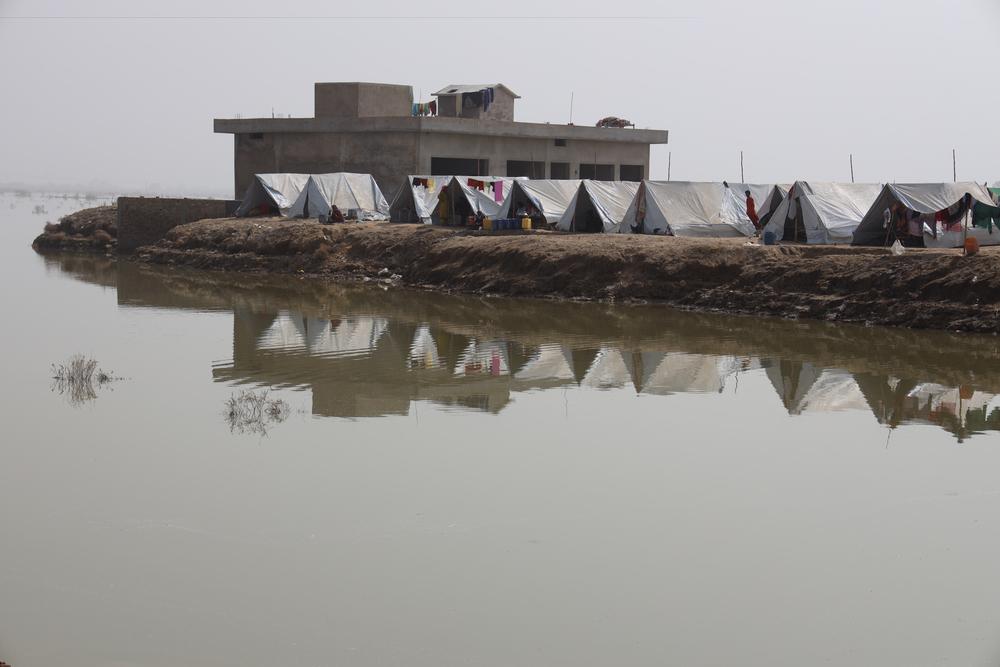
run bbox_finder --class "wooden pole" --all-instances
[850,154,855,183]
[953,149,957,183]
[667,152,672,182]
[740,151,745,183]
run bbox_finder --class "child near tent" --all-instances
[745,190,760,232]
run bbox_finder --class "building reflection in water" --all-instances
[45,255,1000,441]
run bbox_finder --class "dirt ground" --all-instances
[32,204,117,253]
[128,217,1000,334]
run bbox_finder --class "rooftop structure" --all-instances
[215,82,668,200]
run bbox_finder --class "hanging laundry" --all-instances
[429,100,437,115]
[427,178,435,190]
[493,180,503,203]
[411,103,419,117]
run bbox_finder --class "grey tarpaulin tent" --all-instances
[619,181,757,237]
[389,175,447,223]
[499,179,581,226]
[851,182,997,247]
[557,180,641,233]
[763,181,882,244]
[235,173,310,217]
[433,176,520,225]
[288,173,389,220]
[756,184,791,226]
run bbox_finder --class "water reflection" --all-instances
[43,254,1000,441]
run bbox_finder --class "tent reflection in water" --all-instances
[499,179,581,228]
[407,324,442,370]
[580,346,636,389]
[762,181,882,244]
[557,180,640,233]
[619,181,758,237]
[234,173,310,217]
[851,182,999,248]
[288,173,389,220]
[764,359,869,414]
[454,340,509,377]
[513,344,576,383]
[256,311,389,357]
[636,352,741,394]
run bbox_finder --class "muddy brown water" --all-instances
[4,194,1000,666]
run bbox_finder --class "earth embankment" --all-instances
[130,218,1000,333]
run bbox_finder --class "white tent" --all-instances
[235,173,310,217]
[763,181,882,244]
[557,180,641,233]
[433,176,518,225]
[389,175,447,223]
[288,173,389,220]
[619,181,757,237]
[756,184,791,226]
[851,182,997,247]
[499,179,581,226]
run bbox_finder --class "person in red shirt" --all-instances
[745,190,760,232]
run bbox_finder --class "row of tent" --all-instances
[391,175,1000,246]
[234,171,1000,248]
[389,175,785,236]
[234,173,390,219]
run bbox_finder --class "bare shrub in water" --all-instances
[51,354,118,406]
[224,389,290,436]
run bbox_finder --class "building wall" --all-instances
[415,133,649,181]
[315,82,413,118]
[117,197,238,253]
[233,131,420,201]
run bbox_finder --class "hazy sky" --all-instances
[1,0,998,196]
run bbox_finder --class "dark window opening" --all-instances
[507,160,545,179]
[620,164,644,181]
[554,138,567,147]
[431,157,489,176]
[248,132,264,140]
[579,163,615,180]
[550,162,570,179]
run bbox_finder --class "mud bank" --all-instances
[131,217,1000,333]
[32,204,117,253]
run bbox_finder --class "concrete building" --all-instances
[215,82,669,201]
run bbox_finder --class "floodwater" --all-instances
[3,193,1000,667]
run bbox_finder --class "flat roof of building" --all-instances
[214,116,668,144]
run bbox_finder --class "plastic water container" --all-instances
[965,236,980,256]
[763,231,775,246]
[483,217,493,231]
[521,217,531,230]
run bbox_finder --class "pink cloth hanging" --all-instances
[493,180,503,203]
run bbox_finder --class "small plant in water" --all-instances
[51,354,118,406]
[224,389,290,436]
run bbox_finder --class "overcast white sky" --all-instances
[1,0,998,196]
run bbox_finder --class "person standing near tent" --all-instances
[745,190,760,232]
